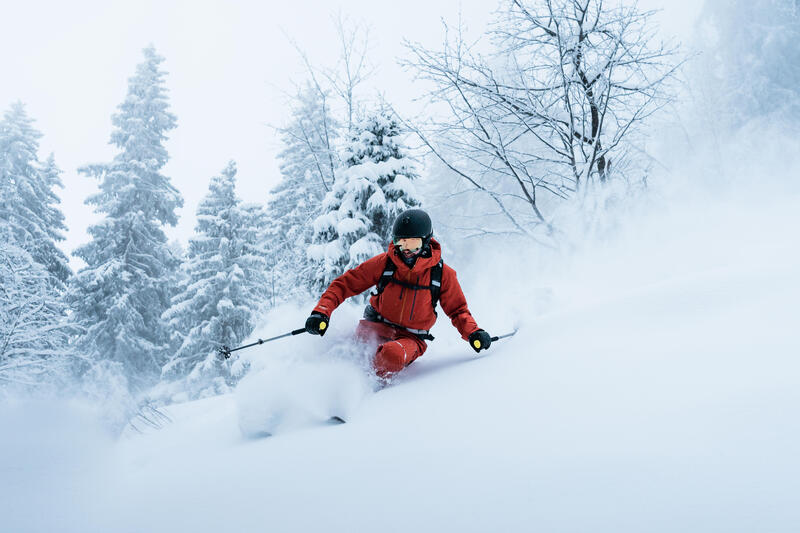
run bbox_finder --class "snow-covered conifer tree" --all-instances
[0,104,77,392]
[161,161,266,400]
[69,46,183,390]
[0,103,71,289]
[0,228,79,392]
[266,85,340,302]
[309,111,421,293]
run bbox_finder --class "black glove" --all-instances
[468,329,492,353]
[305,312,330,336]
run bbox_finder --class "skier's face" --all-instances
[396,238,423,254]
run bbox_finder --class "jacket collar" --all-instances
[386,238,442,274]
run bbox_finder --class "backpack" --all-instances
[373,256,444,312]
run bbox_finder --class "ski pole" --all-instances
[492,329,518,342]
[218,327,307,359]
[472,328,519,351]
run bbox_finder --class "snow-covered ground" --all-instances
[2,156,799,532]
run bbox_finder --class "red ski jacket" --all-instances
[313,239,480,340]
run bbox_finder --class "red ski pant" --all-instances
[354,319,428,377]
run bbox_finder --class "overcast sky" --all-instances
[1,0,700,270]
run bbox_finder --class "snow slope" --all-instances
[2,171,799,532]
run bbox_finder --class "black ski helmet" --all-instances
[392,208,433,241]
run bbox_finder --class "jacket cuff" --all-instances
[313,305,332,317]
[461,327,481,341]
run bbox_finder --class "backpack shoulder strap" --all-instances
[429,260,444,310]
[374,255,397,295]
[374,256,443,310]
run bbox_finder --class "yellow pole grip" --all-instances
[473,340,481,349]
[319,321,327,330]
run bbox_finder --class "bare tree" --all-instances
[286,11,375,136]
[281,44,340,188]
[277,83,340,192]
[404,0,681,237]
[323,12,376,132]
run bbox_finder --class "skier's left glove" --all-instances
[469,329,492,353]
[305,312,330,336]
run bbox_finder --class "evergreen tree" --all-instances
[266,85,340,303]
[161,161,266,399]
[309,111,422,293]
[0,102,71,289]
[0,227,78,391]
[69,46,183,390]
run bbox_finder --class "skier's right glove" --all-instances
[305,312,330,336]
[469,329,492,353]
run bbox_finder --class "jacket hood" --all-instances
[386,238,442,273]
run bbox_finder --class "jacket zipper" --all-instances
[408,275,420,320]
[398,270,411,318]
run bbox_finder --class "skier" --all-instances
[305,208,492,378]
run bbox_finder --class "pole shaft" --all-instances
[490,329,518,342]
[224,327,308,355]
